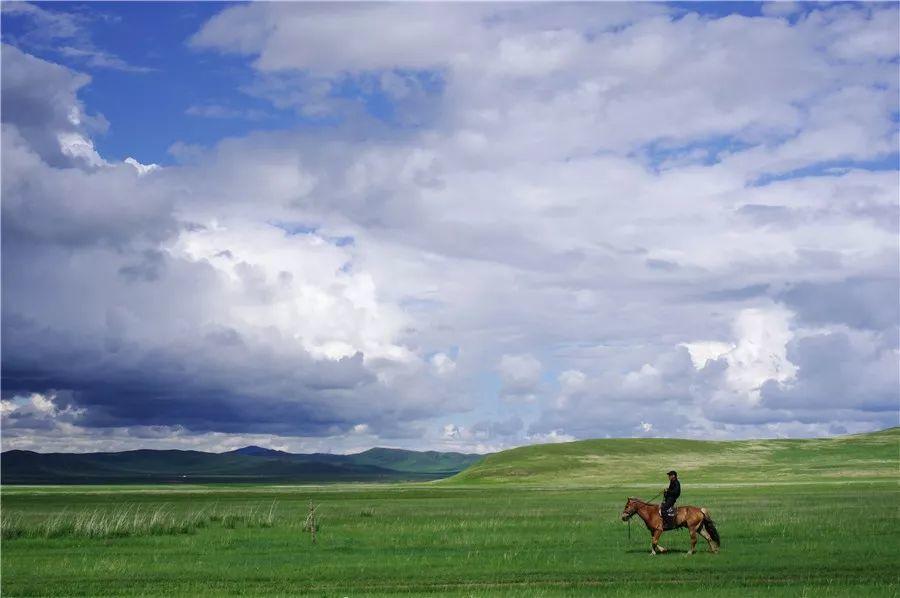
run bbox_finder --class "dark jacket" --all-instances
[663,478,681,504]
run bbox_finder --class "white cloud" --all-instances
[441,423,461,440]
[57,131,106,167]
[726,307,798,400]
[430,352,457,376]
[687,306,798,403]
[124,157,160,176]
[1,392,85,429]
[682,342,734,370]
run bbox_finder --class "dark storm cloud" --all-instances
[1,311,393,435]
[2,232,451,437]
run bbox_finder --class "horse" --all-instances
[620,496,720,556]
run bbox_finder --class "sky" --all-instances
[1,1,898,454]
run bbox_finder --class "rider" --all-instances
[660,470,680,527]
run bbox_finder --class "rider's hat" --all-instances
[667,470,677,476]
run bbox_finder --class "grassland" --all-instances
[2,429,897,596]
[452,427,900,485]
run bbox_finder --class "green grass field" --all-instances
[2,430,898,596]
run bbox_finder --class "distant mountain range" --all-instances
[0,446,486,484]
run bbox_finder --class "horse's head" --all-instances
[621,497,639,521]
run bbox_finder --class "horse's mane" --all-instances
[627,496,656,505]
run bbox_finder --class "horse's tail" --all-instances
[700,508,721,546]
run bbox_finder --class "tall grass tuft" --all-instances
[1,502,280,541]
[303,501,319,544]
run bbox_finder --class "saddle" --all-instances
[660,505,677,530]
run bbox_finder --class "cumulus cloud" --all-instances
[1,49,463,445]
[2,3,898,451]
[1,392,84,429]
[687,306,798,403]
[1,44,106,168]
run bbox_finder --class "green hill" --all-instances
[448,427,899,486]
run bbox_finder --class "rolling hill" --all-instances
[4,428,895,486]
[448,427,899,486]
[0,446,484,484]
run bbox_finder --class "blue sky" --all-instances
[2,2,300,163]
[2,2,450,165]
[1,1,898,453]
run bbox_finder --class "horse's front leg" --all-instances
[650,529,663,555]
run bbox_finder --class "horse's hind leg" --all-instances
[684,526,697,556]
[698,526,714,552]
[685,526,698,556]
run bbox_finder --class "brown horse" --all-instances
[620,497,720,556]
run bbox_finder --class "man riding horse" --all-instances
[620,470,720,556]
[660,470,680,528]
